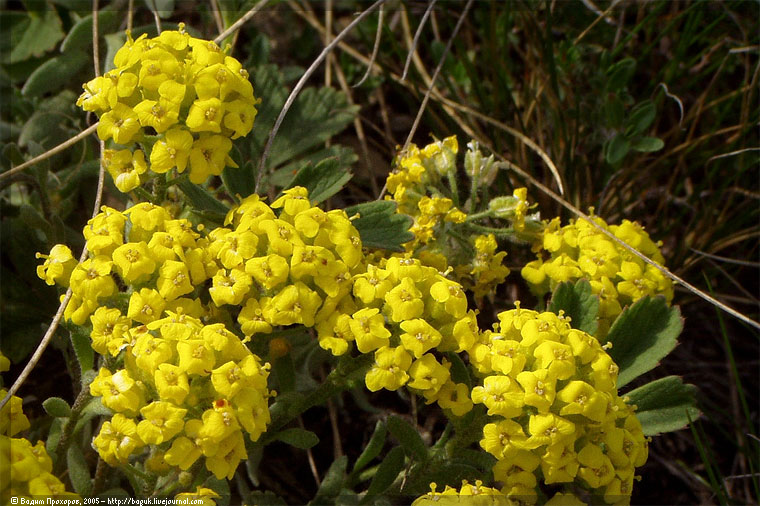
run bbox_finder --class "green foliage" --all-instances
[387,416,428,463]
[343,201,414,251]
[363,446,405,502]
[285,157,353,204]
[274,427,320,449]
[627,376,700,436]
[548,279,599,335]
[607,296,683,387]
[352,420,387,476]
[42,397,71,418]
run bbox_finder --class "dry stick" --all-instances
[325,0,333,88]
[148,0,162,34]
[255,0,387,193]
[214,0,273,45]
[500,159,760,332]
[401,0,436,81]
[0,0,109,411]
[127,0,134,32]
[352,3,384,88]
[93,0,101,76]
[1,124,99,180]
[298,415,321,487]
[295,6,564,201]
[210,0,226,36]
[402,0,473,151]
[331,53,379,195]
[574,0,623,44]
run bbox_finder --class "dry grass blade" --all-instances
[501,159,760,332]
[1,124,99,180]
[255,0,387,192]
[353,3,384,88]
[1,5,109,410]
[402,0,436,81]
[214,0,273,45]
[402,0,474,151]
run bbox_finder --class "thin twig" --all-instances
[255,0,387,192]
[210,0,226,35]
[325,0,333,88]
[403,0,474,150]
[500,159,760,331]
[0,9,109,411]
[92,0,101,76]
[127,0,134,32]
[1,123,99,180]
[148,0,162,34]
[574,0,622,44]
[690,248,760,268]
[298,415,321,487]
[214,0,273,45]
[353,3,384,88]
[402,0,436,81]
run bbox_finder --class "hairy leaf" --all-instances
[387,416,427,463]
[286,157,352,204]
[607,297,682,387]
[626,376,700,435]
[275,427,320,449]
[343,201,413,252]
[549,279,599,335]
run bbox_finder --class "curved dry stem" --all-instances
[255,0,387,193]
[0,5,109,411]
[402,0,436,81]
[500,159,760,332]
[403,0,474,150]
[353,3,384,88]
[214,0,273,45]
[1,123,99,180]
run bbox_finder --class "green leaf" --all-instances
[631,136,665,153]
[70,325,95,373]
[145,0,175,18]
[446,352,471,391]
[286,157,352,204]
[625,100,657,137]
[221,160,256,200]
[9,9,65,63]
[387,416,427,463]
[352,420,387,475]
[363,446,405,501]
[603,95,625,129]
[626,376,700,435]
[606,297,683,387]
[275,427,320,449]
[67,443,93,496]
[605,135,631,165]
[61,10,121,52]
[605,57,636,92]
[274,145,358,187]
[548,279,599,335]
[22,50,88,98]
[248,64,358,170]
[46,417,63,465]
[343,201,413,251]
[176,178,229,219]
[42,397,71,418]
[311,455,348,505]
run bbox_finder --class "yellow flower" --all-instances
[262,282,322,327]
[471,375,524,418]
[127,288,166,324]
[365,346,412,392]
[556,381,609,423]
[526,413,576,449]
[104,148,148,193]
[238,298,273,337]
[205,431,247,480]
[133,80,184,133]
[69,256,117,302]
[577,443,615,488]
[349,308,391,353]
[480,419,528,460]
[175,486,220,506]
[150,127,194,174]
[89,368,145,416]
[224,98,258,139]
[186,97,224,133]
[435,382,473,416]
[246,254,289,289]
[188,134,236,184]
[165,432,202,470]
[0,391,30,436]
[90,307,131,356]
[92,414,143,465]
[112,241,155,282]
[209,268,252,306]
[157,260,194,301]
[384,277,424,323]
[399,319,442,358]
[137,401,187,444]
[154,364,190,405]
[35,244,77,287]
[315,312,353,356]
[176,339,215,376]
[407,354,450,400]
[132,333,174,373]
[97,103,141,145]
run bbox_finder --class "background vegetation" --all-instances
[1,0,758,504]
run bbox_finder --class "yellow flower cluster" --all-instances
[36,186,373,479]
[412,480,586,505]
[331,255,477,416]
[385,136,531,299]
[522,216,673,337]
[77,26,257,190]
[467,306,647,504]
[1,389,79,501]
